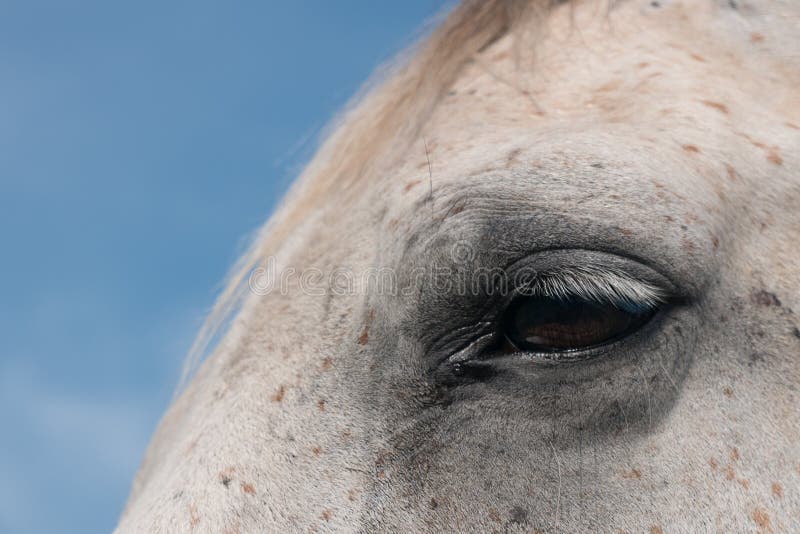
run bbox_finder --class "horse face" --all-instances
[119,1,799,532]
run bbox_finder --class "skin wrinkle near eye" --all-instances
[404,166,717,302]
[405,197,706,302]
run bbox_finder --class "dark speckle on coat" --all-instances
[752,290,781,307]
[509,506,528,524]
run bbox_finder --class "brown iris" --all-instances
[502,296,654,353]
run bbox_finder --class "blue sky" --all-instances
[0,2,447,532]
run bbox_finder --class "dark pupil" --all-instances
[503,296,653,352]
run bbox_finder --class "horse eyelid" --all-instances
[518,266,669,311]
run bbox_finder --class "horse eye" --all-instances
[501,296,655,353]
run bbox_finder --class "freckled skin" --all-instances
[117,1,800,532]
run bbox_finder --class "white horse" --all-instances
[118,0,800,531]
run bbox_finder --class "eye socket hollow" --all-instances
[501,295,655,354]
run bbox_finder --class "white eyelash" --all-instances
[524,266,667,310]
